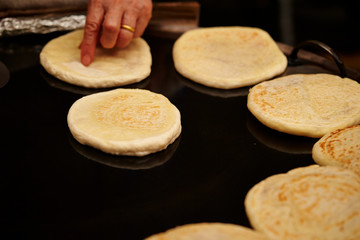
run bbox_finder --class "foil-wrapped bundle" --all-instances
[0,13,86,37]
[0,0,87,36]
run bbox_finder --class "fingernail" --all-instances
[82,54,91,66]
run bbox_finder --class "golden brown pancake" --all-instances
[67,88,181,156]
[312,125,360,176]
[245,165,360,240]
[247,73,360,138]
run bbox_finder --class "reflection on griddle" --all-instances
[246,112,317,154]
[68,133,181,170]
[175,71,250,98]
[41,67,151,95]
[0,61,9,88]
[282,64,333,76]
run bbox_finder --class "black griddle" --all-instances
[1,32,359,240]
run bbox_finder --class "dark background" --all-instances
[198,0,359,50]
[189,0,360,70]
[1,1,360,239]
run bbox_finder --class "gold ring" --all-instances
[121,24,135,33]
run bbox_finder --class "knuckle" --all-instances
[102,22,119,33]
[131,1,142,10]
[85,21,101,33]
[132,0,152,14]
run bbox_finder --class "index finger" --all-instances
[80,0,105,66]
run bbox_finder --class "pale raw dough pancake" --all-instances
[245,165,360,240]
[312,125,360,176]
[247,73,360,138]
[145,222,269,240]
[67,88,181,156]
[40,29,151,88]
[173,26,287,89]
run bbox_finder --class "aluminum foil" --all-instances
[0,13,86,37]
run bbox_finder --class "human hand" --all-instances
[80,0,153,66]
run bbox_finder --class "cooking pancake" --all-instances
[172,26,287,89]
[247,73,360,138]
[145,222,269,240]
[312,125,360,175]
[67,88,181,156]
[245,165,360,240]
[40,29,151,88]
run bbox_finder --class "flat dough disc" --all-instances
[67,88,181,156]
[145,222,269,240]
[245,165,360,240]
[173,26,287,89]
[247,73,360,138]
[40,29,152,88]
[312,125,360,176]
